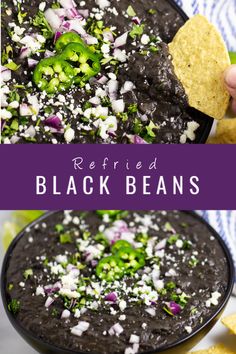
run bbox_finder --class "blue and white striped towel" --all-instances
[197,211,236,294]
[174,0,236,51]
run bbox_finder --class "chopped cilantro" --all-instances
[5,61,21,71]
[32,11,54,39]
[128,103,138,114]
[8,299,20,315]
[94,233,109,246]
[171,292,190,308]
[150,45,159,53]
[51,308,59,317]
[189,256,199,267]
[17,3,27,24]
[133,118,143,135]
[82,231,91,240]
[55,224,64,233]
[60,233,72,244]
[127,5,136,17]
[146,121,159,138]
[148,9,157,15]
[9,91,20,103]
[23,268,33,279]
[182,240,192,250]
[10,119,19,131]
[130,24,145,39]
[167,234,179,245]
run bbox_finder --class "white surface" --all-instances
[0,211,235,354]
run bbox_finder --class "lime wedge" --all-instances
[2,211,44,250]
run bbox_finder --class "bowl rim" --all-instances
[1,210,235,354]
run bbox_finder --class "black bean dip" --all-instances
[5,211,229,354]
[1,0,203,144]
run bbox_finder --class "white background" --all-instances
[0,211,235,354]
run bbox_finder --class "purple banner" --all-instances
[0,145,235,210]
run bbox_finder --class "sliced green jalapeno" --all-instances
[33,56,75,94]
[96,256,124,282]
[117,247,145,275]
[111,240,132,254]
[55,32,85,52]
[60,43,101,85]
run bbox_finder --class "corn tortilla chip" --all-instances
[169,15,230,120]
[207,118,236,144]
[189,343,236,354]
[222,313,236,335]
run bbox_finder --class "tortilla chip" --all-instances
[222,313,236,335]
[169,15,230,120]
[207,118,236,144]
[189,343,236,354]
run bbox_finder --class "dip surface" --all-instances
[5,211,229,354]
[1,0,206,144]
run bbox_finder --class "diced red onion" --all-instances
[1,66,11,82]
[45,296,54,308]
[83,34,98,45]
[19,103,33,116]
[61,309,71,319]
[61,19,86,35]
[24,125,36,138]
[28,58,39,68]
[1,120,6,131]
[108,79,118,101]
[20,46,31,59]
[78,9,89,18]
[96,75,108,85]
[132,16,141,25]
[114,32,128,48]
[44,115,63,132]
[105,292,117,302]
[155,239,167,250]
[70,268,80,278]
[44,49,54,58]
[44,8,63,32]
[128,135,148,144]
[91,260,98,267]
[103,30,114,43]
[168,301,181,315]
[66,264,77,272]
[112,99,125,113]
[108,323,123,336]
[120,81,135,95]
[89,96,101,106]
[53,31,62,44]
[53,8,67,18]
[66,8,82,20]
[58,0,77,9]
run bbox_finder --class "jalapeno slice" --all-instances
[117,247,145,275]
[60,43,101,85]
[33,57,75,94]
[55,32,85,52]
[111,240,132,254]
[96,256,124,282]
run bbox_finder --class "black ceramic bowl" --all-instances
[1,211,235,354]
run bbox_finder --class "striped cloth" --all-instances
[197,211,236,294]
[174,0,236,51]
